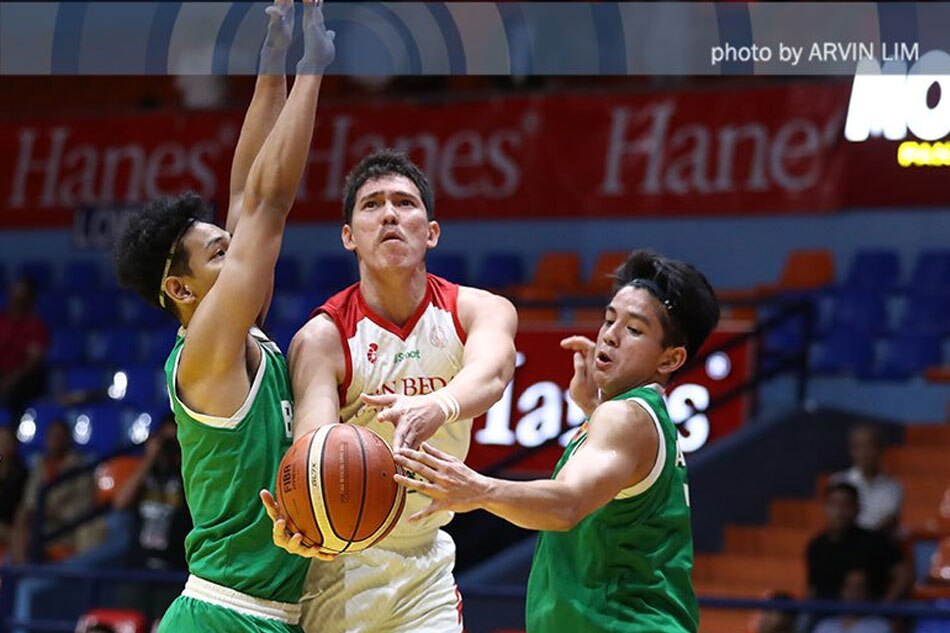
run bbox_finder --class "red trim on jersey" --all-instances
[311,283,359,406]
[428,274,467,344]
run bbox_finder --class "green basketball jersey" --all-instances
[525,384,699,633]
[164,328,309,604]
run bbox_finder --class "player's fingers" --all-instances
[393,453,442,483]
[273,518,291,546]
[408,501,442,522]
[560,336,595,352]
[361,393,397,407]
[313,549,338,561]
[393,472,439,496]
[396,446,445,472]
[260,489,280,520]
[420,442,452,461]
[573,351,585,373]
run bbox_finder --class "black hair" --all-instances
[85,625,117,633]
[850,423,883,447]
[612,249,720,361]
[114,192,211,318]
[341,149,434,225]
[825,481,860,505]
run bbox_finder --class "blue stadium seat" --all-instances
[827,291,889,334]
[427,253,468,285]
[898,291,950,336]
[63,367,107,393]
[309,255,356,294]
[475,253,526,291]
[874,333,943,380]
[71,291,119,328]
[36,292,70,328]
[812,327,875,374]
[0,408,11,429]
[118,290,168,328]
[270,291,310,327]
[47,328,86,365]
[66,404,123,456]
[141,328,180,365]
[17,261,53,289]
[909,249,950,290]
[116,365,165,409]
[87,328,140,366]
[63,261,101,292]
[274,257,302,292]
[17,401,66,455]
[842,249,901,292]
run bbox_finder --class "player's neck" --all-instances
[359,268,428,327]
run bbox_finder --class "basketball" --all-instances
[275,424,406,554]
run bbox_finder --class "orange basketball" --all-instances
[276,424,406,554]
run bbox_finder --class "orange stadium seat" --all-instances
[513,252,581,299]
[579,251,628,297]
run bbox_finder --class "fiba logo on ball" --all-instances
[276,425,406,553]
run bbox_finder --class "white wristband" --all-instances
[431,390,461,424]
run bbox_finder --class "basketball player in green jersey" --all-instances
[394,249,720,633]
[114,2,335,631]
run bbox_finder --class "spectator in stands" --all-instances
[113,414,189,619]
[753,591,796,633]
[806,482,913,604]
[0,277,50,419]
[0,425,29,550]
[812,568,893,633]
[830,425,903,534]
[10,420,99,563]
[114,414,190,572]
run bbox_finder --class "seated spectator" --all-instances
[10,420,100,562]
[806,482,913,603]
[114,415,189,572]
[0,277,49,419]
[812,568,893,633]
[754,591,796,633]
[113,415,189,619]
[831,425,903,533]
[0,425,28,550]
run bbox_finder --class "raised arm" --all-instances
[179,1,334,404]
[394,399,660,532]
[226,0,293,235]
[361,288,518,450]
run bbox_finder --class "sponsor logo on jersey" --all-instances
[393,349,421,364]
[367,343,379,364]
[429,325,447,349]
[372,375,448,396]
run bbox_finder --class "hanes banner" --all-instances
[1,83,946,228]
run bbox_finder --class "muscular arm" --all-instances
[396,399,660,532]
[288,314,346,441]
[363,287,517,450]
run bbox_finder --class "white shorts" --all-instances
[299,529,464,633]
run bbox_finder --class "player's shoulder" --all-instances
[588,398,656,443]
[291,313,341,355]
[457,285,516,316]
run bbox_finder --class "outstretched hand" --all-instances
[560,335,599,417]
[297,0,336,75]
[259,489,338,561]
[393,443,489,522]
[259,0,294,74]
[360,392,446,452]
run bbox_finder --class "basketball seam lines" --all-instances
[341,425,370,553]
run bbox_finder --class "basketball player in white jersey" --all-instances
[260,149,518,633]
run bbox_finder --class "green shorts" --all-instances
[158,595,303,633]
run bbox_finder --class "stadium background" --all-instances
[0,36,949,633]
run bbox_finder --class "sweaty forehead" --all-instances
[356,174,421,201]
[184,221,225,246]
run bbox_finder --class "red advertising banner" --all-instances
[1,82,946,229]
[465,325,753,476]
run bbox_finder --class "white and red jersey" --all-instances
[312,274,470,539]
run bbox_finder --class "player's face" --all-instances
[342,175,439,273]
[592,286,686,399]
[849,428,881,473]
[168,222,231,310]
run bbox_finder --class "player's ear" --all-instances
[164,276,195,306]
[341,224,357,253]
[657,345,686,377]
[426,221,440,249]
